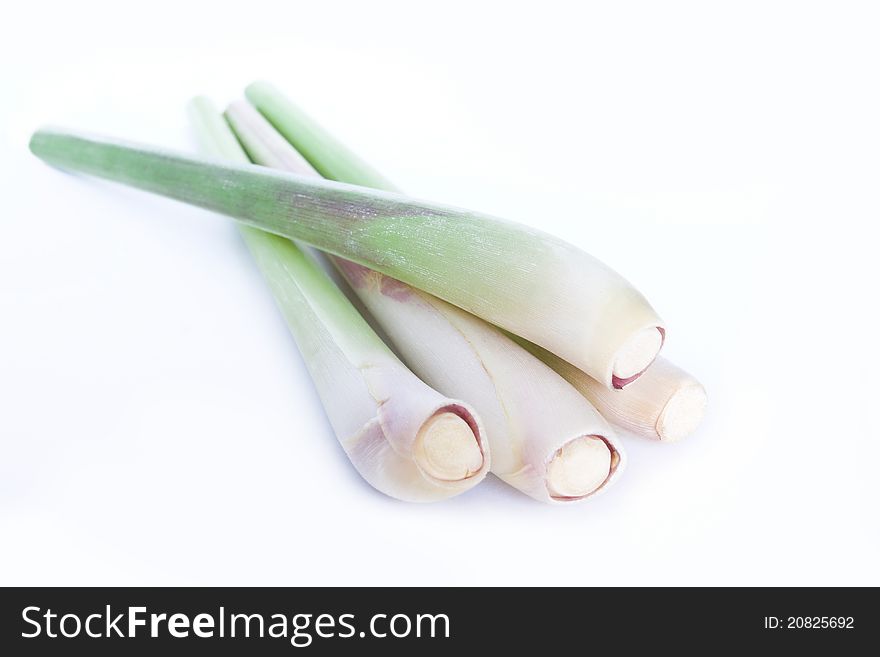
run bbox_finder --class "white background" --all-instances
[1,0,878,586]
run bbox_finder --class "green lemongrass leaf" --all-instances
[246,81,394,189]
[187,98,383,361]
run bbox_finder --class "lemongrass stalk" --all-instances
[247,81,667,390]
[184,97,489,502]
[518,337,707,442]
[225,100,625,502]
[29,125,664,390]
[242,83,707,443]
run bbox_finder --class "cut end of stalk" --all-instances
[546,436,613,500]
[612,327,665,389]
[413,412,485,482]
[656,382,707,442]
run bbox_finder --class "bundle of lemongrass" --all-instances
[29,82,706,504]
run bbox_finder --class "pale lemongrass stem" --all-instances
[30,122,664,390]
[186,97,489,501]
[517,336,706,442]
[245,82,670,388]
[226,99,624,502]
[546,438,613,497]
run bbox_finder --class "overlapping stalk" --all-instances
[187,97,489,502]
[29,121,665,389]
[224,100,625,502]
[518,340,707,442]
